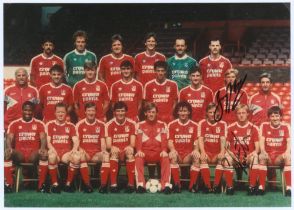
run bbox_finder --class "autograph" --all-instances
[214,74,247,122]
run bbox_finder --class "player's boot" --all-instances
[83,185,94,193]
[98,185,108,193]
[212,185,222,194]
[136,186,146,194]
[189,184,198,193]
[247,186,257,196]
[110,186,120,193]
[257,186,265,195]
[51,184,61,194]
[163,186,172,195]
[125,185,135,193]
[173,184,181,193]
[4,184,13,193]
[285,189,291,197]
[64,184,75,193]
[37,183,49,193]
[202,186,213,194]
[226,187,234,195]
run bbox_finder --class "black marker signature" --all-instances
[214,74,247,122]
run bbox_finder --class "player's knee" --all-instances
[126,154,134,161]
[4,149,12,160]
[259,154,267,164]
[125,147,134,156]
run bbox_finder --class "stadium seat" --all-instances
[230,57,241,64]
[259,48,269,54]
[256,54,266,60]
[245,53,255,60]
[281,48,290,54]
[274,59,285,65]
[234,51,245,57]
[278,54,287,60]
[241,59,251,65]
[267,53,277,60]
[252,59,262,65]
[270,49,280,54]
[263,59,273,65]
[248,48,258,54]
[286,59,290,65]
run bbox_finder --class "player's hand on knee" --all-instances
[111,146,120,154]
[200,152,208,161]
[4,148,13,160]
[38,148,48,159]
[168,150,178,159]
[124,146,134,155]
[160,150,168,158]
[135,150,145,158]
[192,150,200,159]
[283,152,291,161]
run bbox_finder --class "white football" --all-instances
[146,179,161,193]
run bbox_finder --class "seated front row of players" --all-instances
[4,101,291,195]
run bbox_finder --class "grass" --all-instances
[4,189,291,207]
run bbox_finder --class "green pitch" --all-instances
[4,190,291,207]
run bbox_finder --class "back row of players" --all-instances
[4,30,290,195]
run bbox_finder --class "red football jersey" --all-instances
[8,118,45,150]
[39,83,73,123]
[179,85,213,122]
[46,120,76,152]
[168,119,198,158]
[198,119,227,154]
[249,91,281,126]
[105,118,136,150]
[76,118,105,152]
[98,54,135,88]
[134,52,166,86]
[144,79,178,123]
[227,121,259,157]
[136,120,168,154]
[4,84,39,130]
[110,79,143,121]
[260,122,290,154]
[73,79,109,120]
[199,55,232,93]
[214,86,248,125]
[30,54,64,90]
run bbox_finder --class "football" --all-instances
[145,179,162,193]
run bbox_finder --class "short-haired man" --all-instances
[64,30,97,87]
[73,61,109,122]
[4,101,48,193]
[179,68,213,123]
[30,36,64,89]
[214,68,248,125]
[39,64,73,123]
[258,106,291,196]
[105,101,136,193]
[167,38,198,90]
[198,103,231,194]
[144,61,178,123]
[76,102,109,193]
[98,34,135,89]
[110,60,143,121]
[4,68,39,131]
[199,38,232,93]
[46,103,80,193]
[168,101,200,193]
[135,102,172,194]
[227,104,260,195]
[249,73,281,126]
[135,32,166,86]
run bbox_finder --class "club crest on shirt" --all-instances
[153,88,157,92]
[48,90,51,94]
[109,61,113,65]
[96,127,100,133]
[52,61,57,65]
[18,125,22,129]
[279,130,284,137]
[83,128,87,132]
[96,86,100,91]
[132,86,136,91]
[125,126,130,132]
[175,128,179,132]
[28,93,32,98]
[118,87,122,91]
[184,63,188,67]
[61,90,66,96]
[32,124,37,130]
[188,93,191,97]
[271,100,275,104]
[166,86,170,93]
[65,127,70,133]
[142,59,146,63]
[189,127,194,134]
[39,62,43,65]
[219,62,224,68]
[82,87,86,91]
[268,131,271,135]
[216,127,220,133]
[201,92,205,98]
[206,127,209,131]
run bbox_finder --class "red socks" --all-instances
[126,160,135,186]
[171,164,181,186]
[80,161,90,186]
[249,165,259,187]
[284,165,291,188]
[258,164,267,190]
[214,164,223,187]
[189,165,200,189]
[48,163,58,185]
[200,164,211,188]
[224,167,234,188]
[110,160,118,186]
[100,162,110,186]
[38,160,48,188]
[4,160,13,186]
[66,163,78,185]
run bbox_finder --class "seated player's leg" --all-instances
[278,153,291,196]
[125,146,135,193]
[78,149,93,193]
[95,151,110,193]
[258,152,269,194]
[247,153,259,195]
[169,150,181,192]
[48,149,60,193]
[135,153,146,193]
[185,152,200,193]
[4,149,24,192]
[200,153,212,192]
[109,147,120,193]
[62,150,81,192]
[160,153,172,194]
[222,152,234,195]
[211,153,224,193]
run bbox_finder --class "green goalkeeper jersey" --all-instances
[167,54,198,90]
[63,49,97,87]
